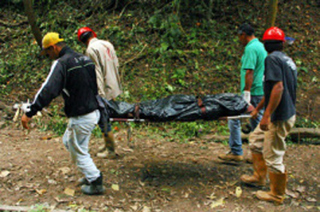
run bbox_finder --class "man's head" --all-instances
[40,32,66,59]
[237,23,255,46]
[262,27,285,53]
[77,27,97,46]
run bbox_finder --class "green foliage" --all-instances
[39,105,67,136]
[295,117,319,128]
[28,204,49,212]
[1,0,318,142]
[149,13,183,50]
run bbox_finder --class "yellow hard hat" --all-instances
[42,32,64,49]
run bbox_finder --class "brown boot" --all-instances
[240,153,267,187]
[98,132,116,152]
[244,150,253,164]
[218,151,244,162]
[97,132,117,159]
[256,171,287,204]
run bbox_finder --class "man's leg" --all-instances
[256,115,296,204]
[218,119,243,161]
[97,122,117,159]
[245,95,264,163]
[240,124,267,187]
[63,110,105,195]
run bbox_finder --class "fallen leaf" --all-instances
[206,192,216,200]
[0,170,10,178]
[35,189,47,195]
[306,197,317,202]
[59,167,71,175]
[235,187,242,198]
[40,136,52,140]
[64,188,75,196]
[296,185,306,193]
[54,197,69,203]
[229,181,238,187]
[112,184,119,191]
[161,187,171,193]
[48,179,57,185]
[139,180,145,187]
[122,148,134,153]
[210,198,224,208]
[130,205,139,211]
[15,198,24,205]
[286,189,299,199]
[142,206,151,212]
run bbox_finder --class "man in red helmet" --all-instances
[77,27,122,159]
[240,27,297,204]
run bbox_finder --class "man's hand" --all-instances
[21,114,31,130]
[250,109,259,119]
[260,115,271,131]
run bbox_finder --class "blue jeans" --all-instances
[228,95,264,155]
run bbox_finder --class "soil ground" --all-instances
[0,124,319,212]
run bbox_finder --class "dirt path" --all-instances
[0,126,319,212]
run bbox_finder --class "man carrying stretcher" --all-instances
[218,23,267,163]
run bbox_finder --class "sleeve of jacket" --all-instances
[26,60,65,118]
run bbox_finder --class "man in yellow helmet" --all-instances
[21,32,105,195]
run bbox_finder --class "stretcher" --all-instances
[109,114,252,147]
[13,94,254,146]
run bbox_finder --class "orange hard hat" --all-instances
[262,27,285,42]
[77,27,97,42]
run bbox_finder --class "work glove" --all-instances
[243,91,251,104]
[21,102,31,113]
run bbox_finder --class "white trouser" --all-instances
[63,109,100,182]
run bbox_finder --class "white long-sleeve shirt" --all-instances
[86,38,122,100]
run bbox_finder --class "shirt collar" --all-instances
[59,46,73,57]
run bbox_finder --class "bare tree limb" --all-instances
[23,0,42,48]
[203,128,320,144]
[0,19,28,27]
[266,0,278,28]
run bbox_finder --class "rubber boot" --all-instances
[256,171,287,204]
[77,177,90,186]
[97,132,117,159]
[81,173,106,195]
[240,153,267,187]
[244,149,253,164]
[98,132,116,152]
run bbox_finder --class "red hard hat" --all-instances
[77,27,97,42]
[262,27,285,42]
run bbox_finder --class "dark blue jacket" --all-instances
[26,46,99,118]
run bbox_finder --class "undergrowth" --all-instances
[0,0,319,141]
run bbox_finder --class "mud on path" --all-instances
[0,126,319,212]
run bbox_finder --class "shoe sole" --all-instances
[241,181,266,188]
[218,159,243,166]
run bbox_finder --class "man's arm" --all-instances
[251,96,265,119]
[243,69,254,103]
[21,61,64,129]
[244,69,253,91]
[260,81,283,131]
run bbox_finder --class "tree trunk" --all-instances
[23,0,42,48]
[266,0,278,28]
